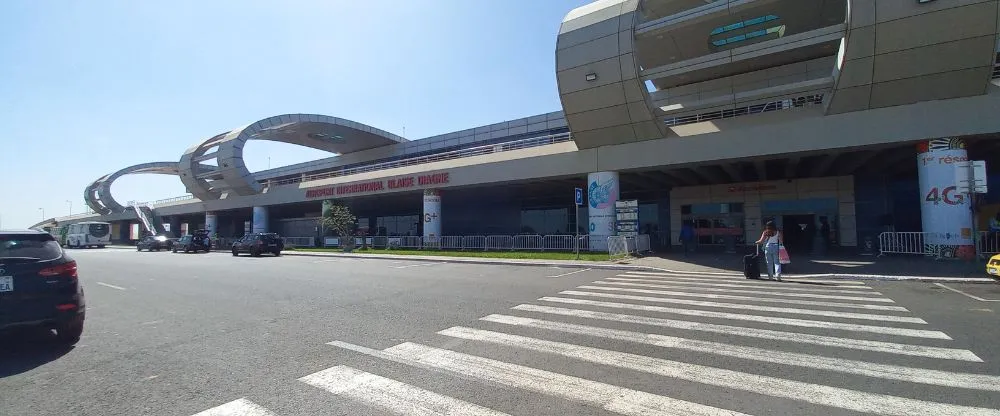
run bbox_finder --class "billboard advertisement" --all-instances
[204,212,217,237]
[422,189,442,241]
[587,171,620,251]
[917,138,973,248]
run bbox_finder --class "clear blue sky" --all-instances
[0,0,590,228]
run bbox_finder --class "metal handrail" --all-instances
[128,133,573,207]
[664,94,825,127]
[266,132,573,187]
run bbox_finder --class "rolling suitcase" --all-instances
[743,245,761,279]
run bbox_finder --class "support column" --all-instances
[917,138,974,257]
[204,212,218,237]
[252,206,269,233]
[587,171,620,251]
[168,217,181,238]
[423,190,442,243]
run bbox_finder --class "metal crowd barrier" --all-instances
[312,234,595,252]
[282,237,315,248]
[877,231,997,258]
[607,234,653,261]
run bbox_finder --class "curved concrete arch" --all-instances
[193,114,407,196]
[178,131,231,202]
[84,174,112,214]
[555,0,666,149]
[827,0,1000,114]
[84,162,193,215]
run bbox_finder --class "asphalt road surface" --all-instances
[2,248,999,416]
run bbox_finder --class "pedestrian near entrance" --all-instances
[679,221,695,257]
[755,221,783,281]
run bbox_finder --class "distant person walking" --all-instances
[755,221,783,281]
[679,221,695,257]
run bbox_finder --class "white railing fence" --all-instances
[877,231,994,258]
[309,234,599,252]
[608,235,652,261]
[283,237,316,248]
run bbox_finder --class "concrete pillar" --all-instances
[423,189,442,242]
[252,206,269,233]
[204,212,218,237]
[168,217,181,238]
[587,171,620,251]
[917,138,974,256]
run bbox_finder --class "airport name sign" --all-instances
[305,172,450,198]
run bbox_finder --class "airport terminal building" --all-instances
[37,0,1000,256]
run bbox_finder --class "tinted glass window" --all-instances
[89,223,110,238]
[0,234,63,261]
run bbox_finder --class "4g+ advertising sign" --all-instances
[924,186,965,206]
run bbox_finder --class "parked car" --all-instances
[0,230,86,345]
[173,230,212,253]
[137,235,173,251]
[232,233,285,257]
[987,253,1000,278]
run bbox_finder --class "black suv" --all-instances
[232,233,284,257]
[173,230,212,253]
[137,235,173,251]
[0,230,86,345]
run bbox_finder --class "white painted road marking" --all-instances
[560,290,926,324]
[605,277,887,297]
[373,342,751,416]
[437,327,1000,416]
[539,297,951,339]
[300,365,510,415]
[479,314,1000,391]
[191,398,276,416]
[511,304,980,361]
[546,268,592,278]
[935,283,1000,302]
[581,283,906,311]
[624,270,869,285]
[394,262,438,269]
[96,282,127,291]
[616,273,873,289]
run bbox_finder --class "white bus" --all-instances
[66,221,111,248]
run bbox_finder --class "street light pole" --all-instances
[39,207,45,220]
[66,200,73,215]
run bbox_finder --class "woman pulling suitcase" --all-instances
[755,221,784,281]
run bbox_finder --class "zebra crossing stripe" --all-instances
[437,327,1000,416]
[603,278,890,299]
[191,398,275,416]
[539,297,951,339]
[511,304,980,361]
[560,290,926,324]
[581,283,906,311]
[479,314,1000,392]
[624,271,869,285]
[376,342,750,416]
[615,274,875,290]
[299,365,510,415]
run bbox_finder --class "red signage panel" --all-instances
[305,172,450,198]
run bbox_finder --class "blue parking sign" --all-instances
[574,188,583,206]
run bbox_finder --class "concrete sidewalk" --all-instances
[283,249,998,283]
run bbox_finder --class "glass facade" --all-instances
[375,215,420,236]
[680,202,745,245]
[520,208,570,235]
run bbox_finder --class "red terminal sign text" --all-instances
[305,173,450,198]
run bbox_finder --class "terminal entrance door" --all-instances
[781,214,816,256]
